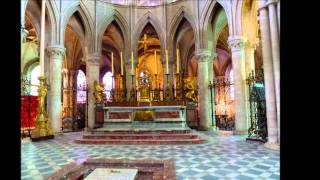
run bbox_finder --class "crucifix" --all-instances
[138,34,151,55]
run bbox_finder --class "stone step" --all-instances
[74,138,207,145]
[87,129,192,134]
[82,133,198,140]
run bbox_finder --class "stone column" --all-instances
[47,45,65,133]
[277,1,280,36]
[227,36,248,134]
[268,0,280,143]
[196,49,212,130]
[69,70,76,117]
[125,62,132,100]
[86,53,101,129]
[208,52,217,128]
[21,27,28,43]
[245,41,257,128]
[259,5,279,149]
[62,70,68,117]
[245,41,257,77]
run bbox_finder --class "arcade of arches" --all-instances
[21,0,280,179]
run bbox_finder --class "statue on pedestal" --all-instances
[31,76,54,140]
[93,81,105,104]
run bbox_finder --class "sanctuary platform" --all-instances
[74,125,208,145]
[75,105,207,144]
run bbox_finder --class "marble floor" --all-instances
[21,131,280,180]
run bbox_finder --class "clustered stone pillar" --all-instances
[69,70,76,116]
[47,45,65,133]
[259,1,279,149]
[86,53,101,129]
[62,70,76,118]
[21,27,28,43]
[125,62,132,100]
[208,52,217,128]
[196,49,212,130]
[268,0,280,143]
[244,41,257,127]
[228,36,248,134]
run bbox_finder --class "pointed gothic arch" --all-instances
[132,12,165,63]
[60,1,94,49]
[168,6,197,50]
[97,10,129,55]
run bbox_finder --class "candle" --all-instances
[131,51,134,75]
[154,50,157,74]
[39,0,46,76]
[166,49,169,74]
[111,52,114,75]
[120,51,123,75]
[176,48,180,73]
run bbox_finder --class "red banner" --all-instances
[21,95,38,130]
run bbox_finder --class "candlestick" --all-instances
[120,51,123,75]
[39,0,46,76]
[154,50,157,74]
[166,49,169,74]
[111,52,114,75]
[176,48,180,73]
[131,51,134,75]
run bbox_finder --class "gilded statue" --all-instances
[32,76,53,138]
[184,78,197,103]
[93,81,105,104]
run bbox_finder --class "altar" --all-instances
[103,105,187,130]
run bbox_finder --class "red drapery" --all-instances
[21,95,38,130]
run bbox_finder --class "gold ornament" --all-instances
[31,76,53,139]
[184,78,197,103]
[93,81,105,104]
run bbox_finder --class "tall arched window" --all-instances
[77,70,86,103]
[102,72,113,101]
[30,65,40,96]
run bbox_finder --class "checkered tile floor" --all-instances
[21,131,280,180]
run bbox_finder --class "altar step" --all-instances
[82,133,198,140]
[74,130,208,145]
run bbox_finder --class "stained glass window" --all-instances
[102,72,113,101]
[77,70,87,103]
[30,65,40,96]
[136,0,161,6]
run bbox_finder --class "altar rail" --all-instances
[104,106,186,124]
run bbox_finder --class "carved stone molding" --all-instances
[47,45,66,58]
[266,0,279,7]
[196,49,212,62]
[87,53,101,65]
[212,52,218,60]
[21,28,28,42]
[227,36,247,51]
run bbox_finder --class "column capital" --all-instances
[212,52,218,59]
[87,53,101,65]
[21,28,29,42]
[47,45,65,57]
[267,0,279,6]
[196,49,212,62]
[228,36,247,50]
[258,0,268,10]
